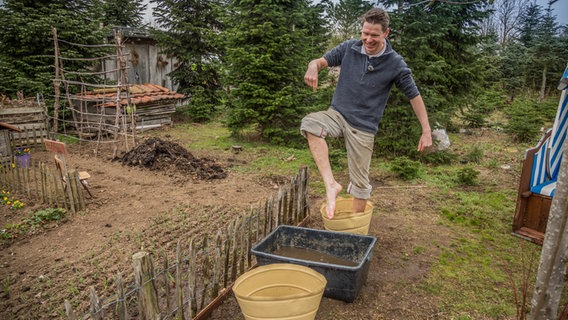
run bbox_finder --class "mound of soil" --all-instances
[120,137,227,180]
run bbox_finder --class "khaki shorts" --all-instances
[300,109,374,199]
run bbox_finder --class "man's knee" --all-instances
[300,114,325,138]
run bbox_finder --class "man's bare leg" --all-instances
[306,133,342,219]
[352,197,367,213]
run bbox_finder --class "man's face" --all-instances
[361,22,389,55]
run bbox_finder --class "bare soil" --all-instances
[0,126,521,319]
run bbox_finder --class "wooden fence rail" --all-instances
[64,166,311,320]
[0,159,88,212]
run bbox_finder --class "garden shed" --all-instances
[101,27,178,91]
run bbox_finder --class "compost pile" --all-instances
[120,137,227,180]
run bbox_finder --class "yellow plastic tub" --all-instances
[233,263,327,320]
[320,197,374,235]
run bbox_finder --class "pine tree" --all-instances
[376,0,491,157]
[0,0,108,98]
[101,0,146,28]
[523,6,566,98]
[150,0,224,122]
[224,0,328,144]
[323,0,376,46]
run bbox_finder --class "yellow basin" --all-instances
[233,263,327,320]
[320,197,374,235]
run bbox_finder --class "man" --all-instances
[300,7,432,219]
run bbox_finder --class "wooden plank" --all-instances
[0,106,44,115]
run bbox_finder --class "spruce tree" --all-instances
[323,0,376,46]
[101,0,146,28]
[224,0,328,144]
[0,0,108,98]
[376,0,491,157]
[523,6,566,98]
[150,0,223,122]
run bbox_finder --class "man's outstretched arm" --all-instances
[409,95,432,152]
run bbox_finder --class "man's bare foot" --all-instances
[325,182,342,219]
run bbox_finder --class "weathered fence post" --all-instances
[175,240,185,320]
[89,286,104,320]
[64,300,76,320]
[188,238,197,318]
[133,251,160,320]
[116,274,128,320]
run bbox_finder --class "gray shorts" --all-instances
[300,109,374,199]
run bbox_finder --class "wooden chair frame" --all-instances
[54,153,93,198]
[44,139,93,198]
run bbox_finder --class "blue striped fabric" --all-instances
[531,136,550,190]
[530,66,568,197]
[547,89,568,180]
[531,180,557,197]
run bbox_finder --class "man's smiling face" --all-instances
[361,22,389,55]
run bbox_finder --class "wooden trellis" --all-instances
[51,27,136,157]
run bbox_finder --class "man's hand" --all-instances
[304,58,327,92]
[304,61,320,91]
[417,130,432,152]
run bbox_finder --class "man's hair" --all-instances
[362,8,390,32]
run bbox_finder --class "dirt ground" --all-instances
[0,126,520,319]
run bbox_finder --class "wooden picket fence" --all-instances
[0,159,88,212]
[64,166,311,320]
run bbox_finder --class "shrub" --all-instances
[420,150,459,165]
[389,156,421,180]
[465,146,484,164]
[456,166,479,186]
[461,90,504,128]
[505,98,544,143]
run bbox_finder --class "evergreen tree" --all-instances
[224,0,328,144]
[376,0,491,157]
[150,0,223,122]
[523,6,566,98]
[500,42,526,99]
[0,0,108,98]
[323,0,376,46]
[101,0,146,28]
[517,2,541,46]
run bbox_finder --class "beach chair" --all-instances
[44,139,93,198]
[513,66,568,244]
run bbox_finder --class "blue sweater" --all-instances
[324,39,420,134]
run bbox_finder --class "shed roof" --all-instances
[73,84,185,108]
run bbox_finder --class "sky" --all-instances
[536,0,568,26]
[143,0,567,27]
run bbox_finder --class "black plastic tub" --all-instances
[251,225,377,302]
